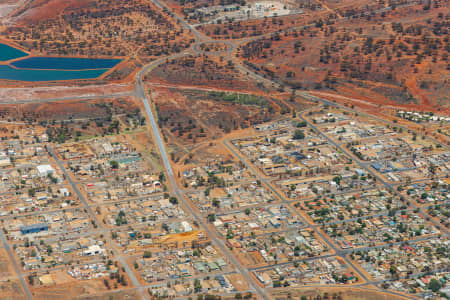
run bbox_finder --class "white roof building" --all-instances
[37,164,55,177]
[102,143,114,153]
[181,221,192,232]
[0,152,11,167]
[83,245,105,256]
[59,188,70,197]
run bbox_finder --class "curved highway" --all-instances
[1,0,445,298]
[136,49,270,300]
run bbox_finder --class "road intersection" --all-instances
[0,1,446,299]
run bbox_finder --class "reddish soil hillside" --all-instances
[2,0,192,59]
[238,2,449,110]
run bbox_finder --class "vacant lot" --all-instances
[272,286,411,300]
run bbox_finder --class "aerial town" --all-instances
[0,0,448,299]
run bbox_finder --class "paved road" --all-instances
[148,0,235,55]
[299,92,450,151]
[224,52,449,292]
[222,139,372,283]
[132,7,290,298]
[0,2,444,299]
[48,146,149,300]
[297,110,449,237]
[137,63,270,299]
[0,229,33,300]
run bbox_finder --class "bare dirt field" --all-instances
[271,286,412,300]
[227,273,250,292]
[77,290,140,300]
[0,96,140,121]
[0,0,26,19]
[0,83,133,103]
[32,277,112,300]
[31,268,134,300]
[0,248,14,277]
[0,280,26,300]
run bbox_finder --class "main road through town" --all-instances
[1,0,442,298]
[136,54,270,300]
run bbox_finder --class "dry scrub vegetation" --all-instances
[3,0,193,58]
[149,55,260,90]
[238,1,449,108]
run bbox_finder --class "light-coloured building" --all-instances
[37,164,55,177]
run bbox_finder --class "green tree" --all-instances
[194,279,202,293]
[207,214,216,222]
[429,278,441,293]
[293,129,305,140]
[109,160,119,169]
[169,196,178,205]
